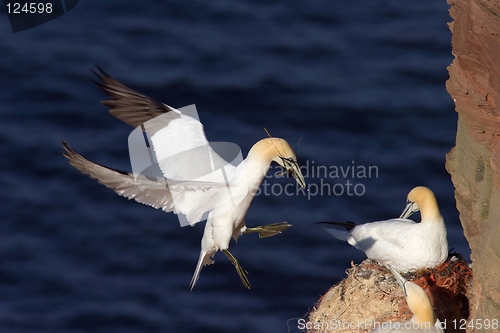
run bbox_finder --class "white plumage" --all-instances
[322,187,448,272]
[63,67,306,289]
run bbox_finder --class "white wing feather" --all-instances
[63,142,237,225]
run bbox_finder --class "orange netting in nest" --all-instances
[305,254,472,333]
[405,253,473,328]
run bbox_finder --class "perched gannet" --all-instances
[63,67,306,289]
[320,186,448,272]
[371,265,444,333]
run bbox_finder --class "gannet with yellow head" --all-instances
[320,186,448,272]
[63,67,306,289]
[371,265,444,333]
[190,137,305,289]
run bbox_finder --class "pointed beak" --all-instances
[291,162,306,189]
[387,265,407,297]
[400,200,419,219]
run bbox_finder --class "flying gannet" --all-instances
[371,265,444,333]
[320,186,448,272]
[63,67,306,289]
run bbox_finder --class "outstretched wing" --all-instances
[92,65,180,131]
[63,142,227,224]
[92,66,236,181]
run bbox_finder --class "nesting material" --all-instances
[306,255,472,333]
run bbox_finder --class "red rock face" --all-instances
[445,0,500,328]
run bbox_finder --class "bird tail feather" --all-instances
[189,250,215,290]
[322,227,350,241]
[316,221,357,231]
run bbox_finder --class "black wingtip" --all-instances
[315,221,356,224]
[90,64,111,83]
[94,64,109,77]
[62,140,74,149]
[61,140,71,151]
[62,141,77,158]
[90,79,110,92]
[315,221,357,231]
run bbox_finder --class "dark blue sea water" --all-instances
[0,1,469,332]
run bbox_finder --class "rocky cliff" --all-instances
[306,1,500,332]
[445,0,500,329]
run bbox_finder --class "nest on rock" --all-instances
[306,254,472,333]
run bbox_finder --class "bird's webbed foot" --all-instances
[243,222,292,238]
[222,249,251,289]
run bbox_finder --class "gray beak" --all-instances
[400,200,419,219]
[291,162,306,189]
[387,265,407,297]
